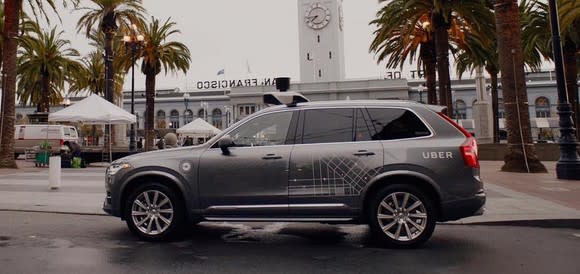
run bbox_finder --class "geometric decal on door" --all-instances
[289,152,380,197]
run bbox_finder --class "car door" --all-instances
[288,108,383,218]
[198,110,297,217]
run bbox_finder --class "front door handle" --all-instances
[262,154,282,160]
[353,150,375,156]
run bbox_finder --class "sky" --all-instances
[38,0,410,92]
[39,0,553,93]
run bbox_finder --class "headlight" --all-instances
[107,163,132,176]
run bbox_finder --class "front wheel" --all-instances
[368,184,436,248]
[125,183,185,241]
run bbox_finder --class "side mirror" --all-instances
[218,135,234,155]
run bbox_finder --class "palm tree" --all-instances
[139,17,191,151]
[494,0,546,172]
[76,0,145,104]
[371,0,493,114]
[523,0,580,139]
[0,0,78,168]
[370,5,437,104]
[455,0,547,143]
[17,24,82,113]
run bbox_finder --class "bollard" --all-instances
[49,156,61,190]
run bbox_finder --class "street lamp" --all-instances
[547,0,580,179]
[417,84,425,103]
[124,24,145,153]
[200,101,208,121]
[224,106,231,128]
[183,93,190,124]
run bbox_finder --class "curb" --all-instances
[443,219,580,229]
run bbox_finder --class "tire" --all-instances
[124,182,186,241]
[368,184,436,248]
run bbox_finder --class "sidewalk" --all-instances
[0,160,578,228]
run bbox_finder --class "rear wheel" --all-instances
[368,184,436,248]
[125,183,185,241]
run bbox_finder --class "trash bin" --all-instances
[35,150,51,167]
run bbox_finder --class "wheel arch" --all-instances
[361,171,442,222]
[119,169,192,221]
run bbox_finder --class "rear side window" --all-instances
[367,108,431,140]
[301,108,353,144]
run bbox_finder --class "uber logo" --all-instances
[422,152,453,159]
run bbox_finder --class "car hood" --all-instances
[113,145,207,165]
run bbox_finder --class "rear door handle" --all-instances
[262,154,282,160]
[353,150,375,156]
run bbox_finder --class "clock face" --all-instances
[305,3,331,30]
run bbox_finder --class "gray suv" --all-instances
[103,100,485,248]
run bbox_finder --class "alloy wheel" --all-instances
[131,190,174,236]
[376,192,428,242]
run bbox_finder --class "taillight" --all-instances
[461,137,479,168]
[60,139,64,146]
[437,112,480,168]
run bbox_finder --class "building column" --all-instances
[472,66,494,144]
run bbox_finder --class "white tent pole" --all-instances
[109,124,112,163]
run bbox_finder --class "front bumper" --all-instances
[439,189,486,222]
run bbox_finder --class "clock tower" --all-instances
[298,0,345,83]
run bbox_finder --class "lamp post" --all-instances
[547,0,580,179]
[417,84,425,103]
[200,101,208,121]
[124,24,144,153]
[183,93,190,124]
[224,106,231,128]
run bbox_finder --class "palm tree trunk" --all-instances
[145,73,156,151]
[421,39,437,105]
[562,39,578,140]
[494,0,546,172]
[0,0,20,168]
[41,71,50,113]
[432,12,452,115]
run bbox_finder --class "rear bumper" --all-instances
[439,189,486,221]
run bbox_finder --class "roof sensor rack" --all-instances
[263,92,309,107]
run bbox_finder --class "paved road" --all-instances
[0,211,579,274]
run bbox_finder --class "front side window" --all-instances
[228,111,294,147]
[367,108,430,140]
[301,108,353,144]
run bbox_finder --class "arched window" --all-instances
[184,109,193,124]
[454,100,467,119]
[169,110,180,129]
[198,109,207,121]
[535,97,550,118]
[498,98,505,118]
[156,110,166,121]
[156,110,166,129]
[212,108,223,129]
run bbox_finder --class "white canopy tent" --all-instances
[48,94,136,124]
[48,94,136,162]
[177,118,222,141]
